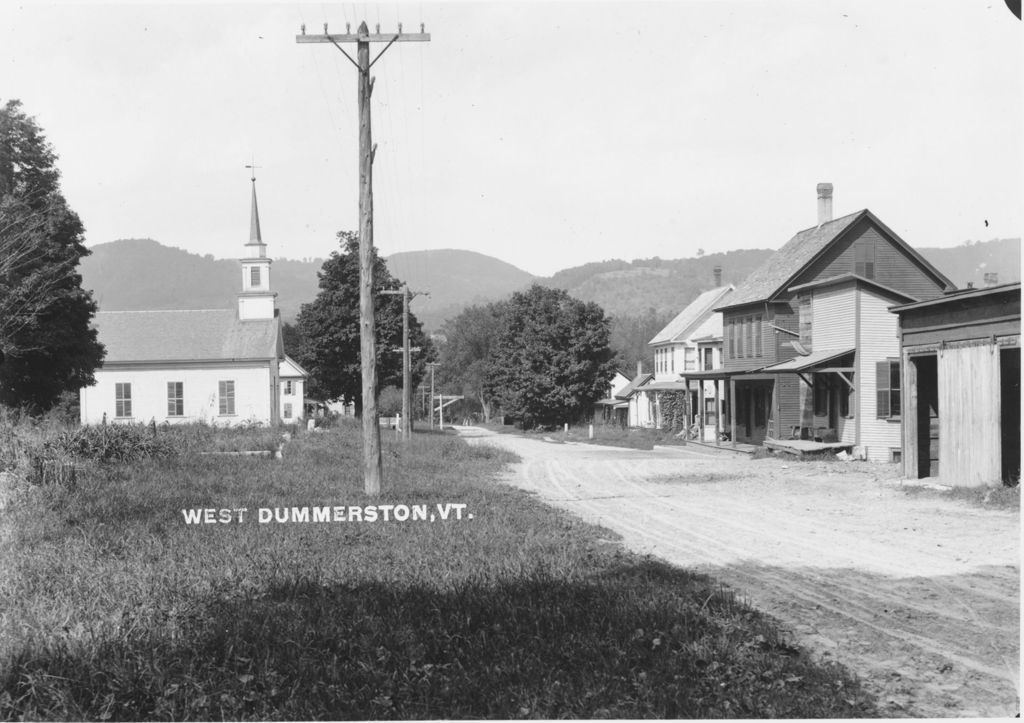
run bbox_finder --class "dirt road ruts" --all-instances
[461,427,1019,718]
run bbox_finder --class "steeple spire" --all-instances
[249,177,262,243]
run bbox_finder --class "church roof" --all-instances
[95,309,279,363]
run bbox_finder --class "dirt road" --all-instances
[460,427,1020,718]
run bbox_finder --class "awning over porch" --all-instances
[594,398,629,408]
[759,347,855,373]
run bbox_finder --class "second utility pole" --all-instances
[297,21,430,496]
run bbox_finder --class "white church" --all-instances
[80,177,308,426]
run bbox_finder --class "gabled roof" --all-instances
[716,209,953,312]
[648,285,734,345]
[280,355,309,378]
[95,309,280,363]
[614,372,654,400]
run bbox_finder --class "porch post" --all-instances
[729,377,737,448]
[714,378,721,446]
[683,378,690,446]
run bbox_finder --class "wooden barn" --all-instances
[891,282,1021,487]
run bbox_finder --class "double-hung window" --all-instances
[115,383,132,418]
[167,381,184,417]
[219,380,236,415]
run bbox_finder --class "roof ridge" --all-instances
[790,208,867,236]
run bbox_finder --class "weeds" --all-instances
[0,423,877,719]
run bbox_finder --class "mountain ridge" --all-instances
[79,237,1021,333]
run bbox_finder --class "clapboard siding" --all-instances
[810,285,857,350]
[793,219,948,300]
[857,289,903,461]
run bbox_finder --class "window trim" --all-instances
[167,381,184,417]
[115,382,132,418]
[219,380,236,416]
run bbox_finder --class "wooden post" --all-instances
[729,378,737,448]
[714,379,721,446]
[295,22,431,495]
[402,287,411,441]
[356,27,383,496]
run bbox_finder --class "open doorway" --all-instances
[912,355,939,478]
[1000,348,1020,485]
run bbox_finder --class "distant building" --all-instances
[593,370,631,426]
[80,177,305,426]
[892,282,1020,486]
[646,269,734,438]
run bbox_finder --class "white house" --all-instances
[80,177,305,426]
[635,276,734,434]
[594,369,631,425]
[279,355,308,423]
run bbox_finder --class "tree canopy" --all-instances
[0,99,104,412]
[485,284,615,428]
[437,301,506,422]
[294,232,431,412]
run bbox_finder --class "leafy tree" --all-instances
[485,284,615,428]
[438,302,506,423]
[295,232,431,413]
[0,99,104,412]
[607,307,674,376]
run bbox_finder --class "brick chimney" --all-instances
[817,183,833,225]
[713,265,722,287]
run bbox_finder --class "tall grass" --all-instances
[0,420,876,719]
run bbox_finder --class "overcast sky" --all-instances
[2,1,1021,276]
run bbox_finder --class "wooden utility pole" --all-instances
[380,285,427,442]
[427,361,440,429]
[297,21,430,496]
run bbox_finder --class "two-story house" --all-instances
[714,183,955,459]
[646,272,734,437]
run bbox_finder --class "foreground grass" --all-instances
[0,421,876,719]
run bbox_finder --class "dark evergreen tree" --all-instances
[485,284,615,428]
[295,232,431,411]
[0,99,104,412]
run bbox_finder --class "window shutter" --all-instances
[875,360,890,418]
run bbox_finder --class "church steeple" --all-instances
[238,168,277,320]
[249,179,263,245]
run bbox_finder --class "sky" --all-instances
[1,1,1021,277]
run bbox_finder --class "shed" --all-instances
[891,282,1020,487]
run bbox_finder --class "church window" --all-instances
[219,380,236,415]
[115,383,132,418]
[251,266,261,287]
[167,382,184,417]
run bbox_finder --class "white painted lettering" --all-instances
[313,506,330,523]
[362,506,376,522]
[292,507,309,523]
[393,504,409,521]
[412,504,427,521]
[349,506,363,522]
[259,508,272,523]
[182,509,203,524]
[436,503,452,520]
[378,504,394,521]
[333,506,345,521]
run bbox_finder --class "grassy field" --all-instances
[0,417,877,719]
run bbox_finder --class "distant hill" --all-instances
[385,249,536,331]
[78,239,323,323]
[79,237,1020,334]
[540,250,776,319]
[918,238,1020,289]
